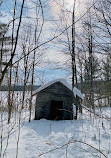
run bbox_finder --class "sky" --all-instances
[0,0,73,83]
[0,0,96,84]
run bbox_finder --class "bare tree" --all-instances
[0,0,25,86]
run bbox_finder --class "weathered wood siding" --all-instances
[35,82,74,120]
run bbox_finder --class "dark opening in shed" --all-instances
[50,100,63,120]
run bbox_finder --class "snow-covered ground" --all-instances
[1,107,111,158]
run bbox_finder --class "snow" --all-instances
[73,87,84,99]
[1,92,110,158]
[33,78,83,100]
[1,107,111,158]
[33,78,72,96]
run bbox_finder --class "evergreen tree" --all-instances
[0,1,12,83]
[102,55,111,106]
[84,55,100,108]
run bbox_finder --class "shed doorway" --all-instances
[50,100,63,120]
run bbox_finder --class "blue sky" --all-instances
[0,0,87,84]
[0,0,72,84]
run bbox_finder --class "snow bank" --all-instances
[2,108,111,158]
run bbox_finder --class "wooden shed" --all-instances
[33,79,83,120]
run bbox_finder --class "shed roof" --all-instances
[33,78,83,99]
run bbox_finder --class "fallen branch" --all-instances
[39,139,108,158]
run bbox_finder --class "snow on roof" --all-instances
[33,78,72,96]
[33,78,83,99]
[73,87,84,100]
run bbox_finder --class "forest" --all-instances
[0,0,111,157]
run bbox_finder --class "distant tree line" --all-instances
[0,85,40,91]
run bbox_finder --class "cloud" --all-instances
[50,0,90,20]
[0,11,13,24]
[42,47,71,69]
